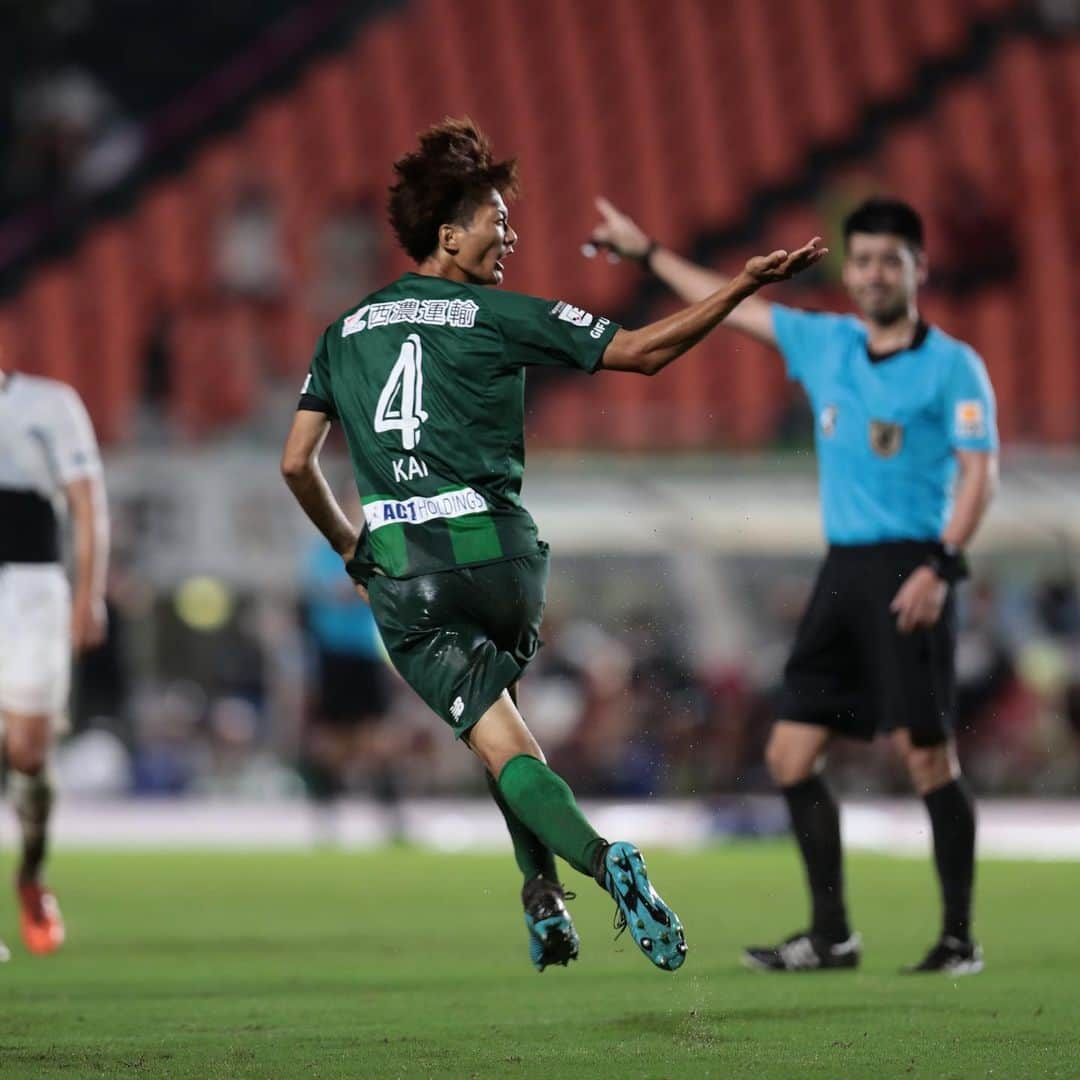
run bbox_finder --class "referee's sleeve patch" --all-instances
[955,400,986,439]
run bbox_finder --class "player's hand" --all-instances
[586,197,652,261]
[889,566,947,634]
[744,238,828,285]
[72,594,108,652]
[336,530,368,603]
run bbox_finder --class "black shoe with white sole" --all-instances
[903,935,983,975]
[742,930,861,972]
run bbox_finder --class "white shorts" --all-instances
[0,564,71,727]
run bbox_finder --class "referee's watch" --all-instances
[925,543,969,585]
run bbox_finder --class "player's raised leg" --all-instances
[4,711,65,956]
[743,720,861,972]
[470,693,687,972]
[896,730,982,975]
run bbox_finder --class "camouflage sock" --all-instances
[11,766,54,885]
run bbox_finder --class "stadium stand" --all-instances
[0,0,1074,447]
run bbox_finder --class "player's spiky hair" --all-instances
[388,117,519,263]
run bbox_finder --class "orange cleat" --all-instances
[18,883,65,956]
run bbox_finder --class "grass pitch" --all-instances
[0,845,1076,1078]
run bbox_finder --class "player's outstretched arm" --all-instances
[589,197,778,346]
[281,410,360,560]
[600,239,827,375]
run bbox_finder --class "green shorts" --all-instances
[367,546,549,739]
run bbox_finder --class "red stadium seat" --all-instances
[728,0,805,186]
[850,0,914,103]
[168,304,261,438]
[21,267,80,387]
[76,225,144,443]
[791,0,858,146]
[0,305,21,372]
[994,40,1077,441]
[137,182,203,308]
[968,288,1020,443]
[935,79,1001,188]
[911,0,967,58]
[728,333,791,449]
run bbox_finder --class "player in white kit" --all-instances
[0,353,109,960]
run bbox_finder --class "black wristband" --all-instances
[640,239,659,271]
[925,543,969,585]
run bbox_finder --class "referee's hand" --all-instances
[890,566,947,634]
[588,197,652,261]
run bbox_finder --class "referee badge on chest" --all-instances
[819,404,838,438]
[869,420,904,458]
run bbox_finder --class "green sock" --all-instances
[486,772,558,884]
[496,754,606,879]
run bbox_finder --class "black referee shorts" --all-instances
[315,652,392,727]
[778,541,957,747]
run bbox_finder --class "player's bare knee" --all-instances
[764,737,787,784]
[905,744,955,795]
[468,695,546,778]
[476,734,544,780]
[5,734,48,776]
[766,733,814,788]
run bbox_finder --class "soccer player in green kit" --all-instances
[281,118,825,974]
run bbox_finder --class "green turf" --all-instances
[0,845,1076,1078]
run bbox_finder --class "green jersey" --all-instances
[300,272,620,579]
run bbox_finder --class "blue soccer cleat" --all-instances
[601,841,687,972]
[522,877,580,973]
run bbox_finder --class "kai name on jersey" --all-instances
[392,455,429,482]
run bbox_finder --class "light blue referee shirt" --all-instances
[302,540,383,658]
[772,306,998,545]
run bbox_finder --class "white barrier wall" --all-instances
[18,798,1080,859]
[100,448,1080,589]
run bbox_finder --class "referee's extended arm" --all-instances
[589,197,778,346]
[600,240,824,376]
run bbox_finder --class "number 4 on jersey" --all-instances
[374,334,429,450]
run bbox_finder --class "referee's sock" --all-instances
[485,770,558,884]
[923,778,976,943]
[496,754,606,880]
[782,776,851,943]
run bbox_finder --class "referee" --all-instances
[590,197,997,974]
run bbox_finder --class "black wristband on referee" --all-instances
[925,543,969,585]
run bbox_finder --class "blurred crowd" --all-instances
[58,543,1080,803]
[0,0,302,220]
